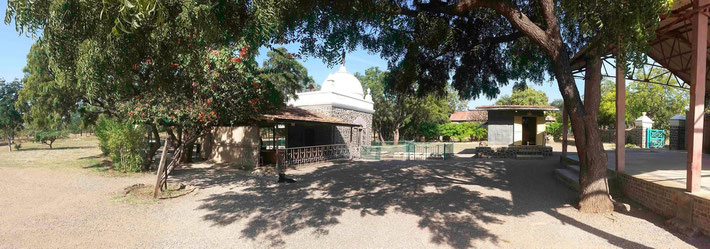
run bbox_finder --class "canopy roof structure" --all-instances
[260,106,360,126]
[571,0,710,90]
[566,0,710,193]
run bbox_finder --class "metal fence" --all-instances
[362,142,454,161]
[277,144,350,166]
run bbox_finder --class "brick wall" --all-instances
[618,174,710,236]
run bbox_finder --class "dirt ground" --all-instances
[1,137,708,248]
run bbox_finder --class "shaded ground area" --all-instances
[1,139,708,248]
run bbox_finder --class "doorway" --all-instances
[522,117,537,145]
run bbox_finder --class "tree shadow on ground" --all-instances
[17,146,96,151]
[174,159,512,248]
[170,156,707,248]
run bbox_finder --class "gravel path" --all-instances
[1,156,708,248]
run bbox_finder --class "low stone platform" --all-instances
[473,145,553,159]
[555,149,710,237]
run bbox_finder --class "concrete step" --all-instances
[554,167,580,192]
[562,154,580,165]
[567,164,580,173]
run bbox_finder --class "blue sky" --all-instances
[0,2,572,109]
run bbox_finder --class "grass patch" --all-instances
[0,135,147,177]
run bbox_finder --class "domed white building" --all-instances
[201,63,374,169]
[288,64,374,113]
[288,64,374,155]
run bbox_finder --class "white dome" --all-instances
[320,65,364,97]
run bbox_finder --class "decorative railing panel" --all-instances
[278,144,350,166]
[646,129,666,149]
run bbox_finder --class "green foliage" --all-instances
[549,99,564,122]
[356,67,462,141]
[260,47,313,99]
[496,87,549,106]
[431,122,486,142]
[0,78,24,148]
[7,0,309,156]
[598,70,688,131]
[13,143,22,151]
[95,116,114,155]
[546,122,563,141]
[17,43,78,130]
[418,123,440,140]
[95,116,146,172]
[34,130,69,149]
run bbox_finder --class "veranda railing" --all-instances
[277,144,350,167]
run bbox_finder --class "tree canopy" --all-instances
[496,87,549,106]
[7,0,673,212]
[356,67,463,144]
[0,78,23,151]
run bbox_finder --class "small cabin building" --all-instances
[476,105,558,147]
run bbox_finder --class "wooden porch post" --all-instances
[616,55,626,173]
[687,0,707,193]
[561,105,568,163]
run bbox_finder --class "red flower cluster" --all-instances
[252,81,260,88]
[145,59,152,63]
[240,47,248,58]
[249,98,259,106]
[231,57,242,63]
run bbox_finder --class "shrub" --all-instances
[546,122,563,141]
[13,143,21,151]
[34,130,69,149]
[435,122,486,142]
[95,116,146,172]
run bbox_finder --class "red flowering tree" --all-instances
[7,1,307,189]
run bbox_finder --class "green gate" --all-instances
[646,129,665,149]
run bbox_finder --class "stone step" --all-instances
[567,164,580,173]
[554,167,580,192]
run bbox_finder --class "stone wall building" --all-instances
[288,64,374,157]
[202,63,373,167]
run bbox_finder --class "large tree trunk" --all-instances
[549,46,613,213]
[6,131,11,152]
[490,0,613,212]
[182,140,195,163]
[392,128,400,145]
[143,124,161,171]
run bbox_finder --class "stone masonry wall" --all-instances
[626,127,645,147]
[297,105,373,158]
[670,124,685,150]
